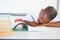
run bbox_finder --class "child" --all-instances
[23,6,60,27]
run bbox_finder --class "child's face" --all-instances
[38,9,51,24]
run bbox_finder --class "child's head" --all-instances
[38,6,57,24]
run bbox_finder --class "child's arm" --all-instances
[23,20,38,27]
[42,21,60,27]
[23,20,60,27]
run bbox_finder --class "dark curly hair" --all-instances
[44,6,57,20]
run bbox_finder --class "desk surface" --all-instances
[0,27,60,39]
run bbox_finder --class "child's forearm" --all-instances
[23,20,60,27]
[23,20,38,27]
[27,21,38,26]
[37,21,60,27]
[44,21,60,27]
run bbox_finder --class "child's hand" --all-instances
[23,20,38,27]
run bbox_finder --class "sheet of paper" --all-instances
[28,25,51,32]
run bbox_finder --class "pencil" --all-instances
[31,15,35,22]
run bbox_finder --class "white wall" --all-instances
[0,0,57,13]
[56,0,60,21]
